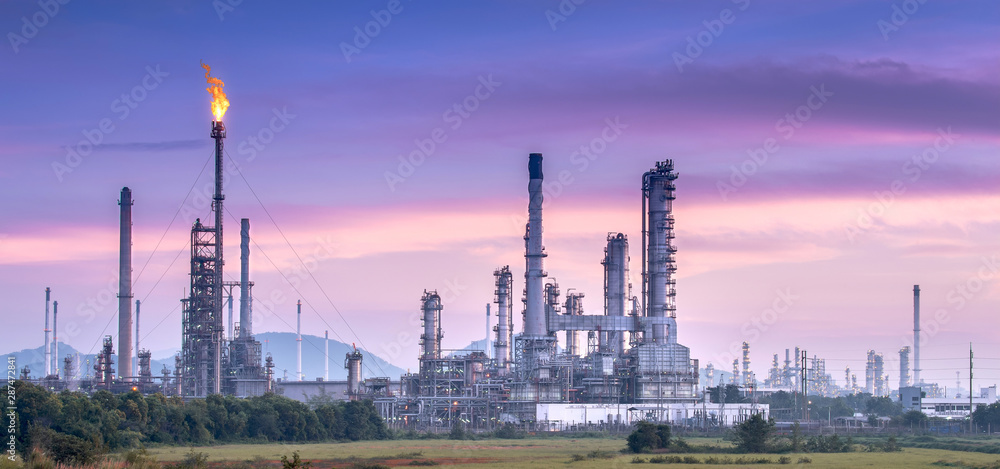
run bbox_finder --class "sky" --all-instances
[1,1,998,392]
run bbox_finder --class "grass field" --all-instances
[142,437,1000,468]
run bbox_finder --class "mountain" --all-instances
[255,332,406,381]
[4,333,406,383]
[3,342,173,380]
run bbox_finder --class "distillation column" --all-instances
[642,161,678,344]
[494,266,513,370]
[603,233,629,354]
[420,291,443,360]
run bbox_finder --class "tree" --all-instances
[900,410,928,428]
[866,396,902,417]
[626,421,662,453]
[448,420,467,440]
[733,414,775,453]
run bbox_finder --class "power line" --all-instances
[224,150,387,377]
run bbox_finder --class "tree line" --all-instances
[5,381,388,465]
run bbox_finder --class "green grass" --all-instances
[136,437,1000,468]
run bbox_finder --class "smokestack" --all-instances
[524,153,547,336]
[485,304,491,360]
[240,218,251,337]
[118,187,133,382]
[324,330,329,381]
[52,300,58,378]
[211,123,226,395]
[913,285,920,385]
[296,300,302,382]
[135,300,141,379]
[44,287,51,377]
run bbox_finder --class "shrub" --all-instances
[281,451,312,469]
[778,455,791,464]
[733,414,775,453]
[631,456,647,464]
[798,456,813,463]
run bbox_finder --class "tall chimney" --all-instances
[240,218,251,337]
[523,153,547,336]
[135,300,141,379]
[296,300,302,382]
[118,187,133,382]
[324,330,329,381]
[52,300,58,378]
[914,285,921,385]
[44,287,51,377]
[212,121,226,395]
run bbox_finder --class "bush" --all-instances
[631,456,647,463]
[626,421,674,453]
[493,423,526,439]
[778,456,791,464]
[798,456,813,463]
[281,451,312,469]
[448,421,466,440]
[733,414,775,453]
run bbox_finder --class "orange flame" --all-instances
[200,61,229,121]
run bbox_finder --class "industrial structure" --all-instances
[328,155,761,431]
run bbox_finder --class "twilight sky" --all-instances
[1,1,998,390]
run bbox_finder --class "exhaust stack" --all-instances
[325,331,329,381]
[52,300,58,378]
[914,285,921,385]
[44,287,51,377]
[523,153,547,336]
[119,187,134,382]
[240,218,251,337]
[296,300,302,382]
[135,300,141,379]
